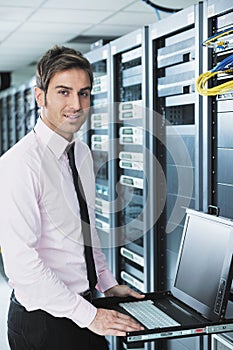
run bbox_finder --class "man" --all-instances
[0,45,144,349]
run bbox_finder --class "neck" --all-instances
[40,115,73,142]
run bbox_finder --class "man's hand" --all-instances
[104,284,145,299]
[88,308,144,336]
[88,285,145,336]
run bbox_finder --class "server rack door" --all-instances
[149,3,203,350]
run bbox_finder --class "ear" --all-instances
[34,86,45,107]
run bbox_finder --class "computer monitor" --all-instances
[172,209,233,321]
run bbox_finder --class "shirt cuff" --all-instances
[96,269,118,293]
[72,295,97,328]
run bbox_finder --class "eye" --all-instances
[58,89,69,96]
[79,90,91,98]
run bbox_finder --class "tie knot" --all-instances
[67,143,75,168]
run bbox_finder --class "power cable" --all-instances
[141,0,182,13]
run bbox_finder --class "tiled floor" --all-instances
[0,257,11,350]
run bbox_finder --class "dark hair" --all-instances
[36,45,93,94]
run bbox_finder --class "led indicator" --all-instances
[195,328,204,333]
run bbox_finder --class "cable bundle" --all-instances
[196,54,233,96]
[196,27,233,96]
[202,27,233,50]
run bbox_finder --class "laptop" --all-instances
[94,209,233,347]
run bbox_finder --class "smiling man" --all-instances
[0,45,144,350]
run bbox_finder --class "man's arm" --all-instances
[0,155,96,328]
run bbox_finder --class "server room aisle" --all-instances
[0,254,11,350]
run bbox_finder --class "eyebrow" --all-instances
[55,85,91,92]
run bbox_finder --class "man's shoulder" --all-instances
[75,139,92,159]
[0,131,39,167]
[75,139,90,152]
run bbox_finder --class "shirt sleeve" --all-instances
[0,152,97,328]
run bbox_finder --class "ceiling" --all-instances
[0,0,199,86]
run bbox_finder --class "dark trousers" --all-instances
[8,293,109,350]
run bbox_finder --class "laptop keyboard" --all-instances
[119,300,181,329]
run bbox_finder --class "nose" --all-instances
[70,93,81,111]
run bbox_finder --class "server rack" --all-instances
[23,78,37,136]
[15,87,26,141]
[203,0,233,219]
[149,3,204,350]
[110,27,149,291]
[0,89,9,155]
[0,77,37,155]
[85,44,118,350]
[202,1,233,348]
[0,87,16,155]
[85,44,114,272]
[109,28,158,350]
[7,87,17,149]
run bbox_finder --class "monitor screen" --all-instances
[172,209,233,321]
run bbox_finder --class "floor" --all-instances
[0,255,11,350]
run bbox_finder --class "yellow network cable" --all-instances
[196,53,233,96]
[197,30,233,96]
[196,69,233,96]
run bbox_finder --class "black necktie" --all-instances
[67,143,97,292]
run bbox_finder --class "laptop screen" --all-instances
[172,209,233,321]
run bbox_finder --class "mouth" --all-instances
[64,114,81,120]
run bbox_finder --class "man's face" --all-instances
[35,68,91,141]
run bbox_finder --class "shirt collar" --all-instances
[34,117,73,159]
